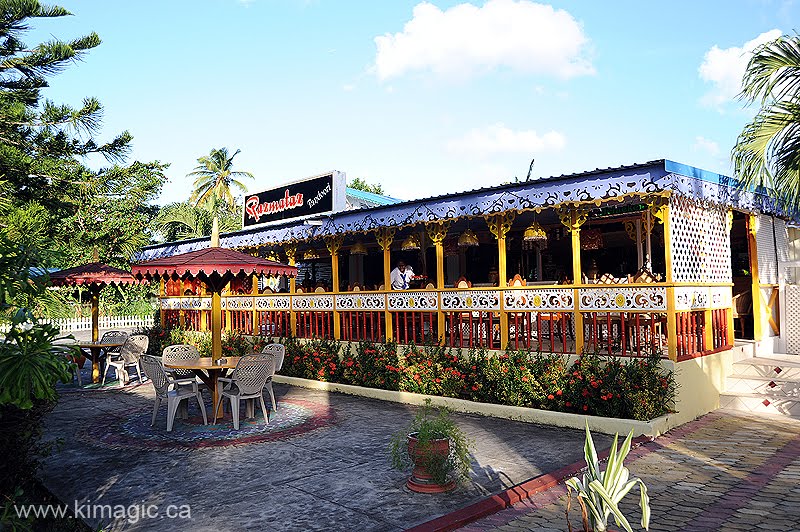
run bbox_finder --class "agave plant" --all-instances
[565,423,650,532]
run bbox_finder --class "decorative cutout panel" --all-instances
[335,293,387,311]
[669,195,732,283]
[292,295,334,310]
[504,288,574,311]
[254,295,291,310]
[786,285,800,355]
[440,290,500,311]
[387,291,438,311]
[710,286,733,308]
[579,287,666,312]
[180,298,212,310]
[221,296,253,310]
[674,287,710,310]
[161,298,181,310]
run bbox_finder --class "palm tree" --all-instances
[151,202,240,242]
[732,34,800,209]
[187,148,253,209]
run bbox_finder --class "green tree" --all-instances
[733,33,800,208]
[188,147,253,210]
[348,177,385,195]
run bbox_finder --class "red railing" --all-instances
[226,310,253,335]
[676,310,705,361]
[256,310,292,338]
[184,310,202,331]
[296,311,334,339]
[711,308,730,350]
[163,310,180,329]
[508,311,573,353]
[444,311,498,349]
[583,312,665,357]
[391,311,437,345]
[341,311,386,343]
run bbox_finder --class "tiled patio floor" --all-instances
[40,380,608,531]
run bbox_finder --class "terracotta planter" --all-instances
[406,433,455,493]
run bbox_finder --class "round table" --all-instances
[164,357,241,420]
[76,341,126,383]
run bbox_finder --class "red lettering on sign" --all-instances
[245,189,304,222]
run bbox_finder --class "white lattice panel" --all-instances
[757,215,778,285]
[669,196,732,283]
[786,285,800,355]
[774,218,794,283]
[440,290,501,311]
[221,296,253,310]
[504,288,574,311]
[335,293,387,311]
[180,297,212,310]
[578,287,667,311]
[387,291,438,311]
[254,295,291,310]
[292,295,334,310]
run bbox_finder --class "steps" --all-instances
[720,354,800,418]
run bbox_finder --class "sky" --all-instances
[29,0,800,205]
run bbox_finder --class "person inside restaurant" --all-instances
[390,261,414,290]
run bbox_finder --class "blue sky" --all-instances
[31,0,799,204]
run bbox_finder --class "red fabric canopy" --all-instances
[48,262,140,288]
[131,247,297,280]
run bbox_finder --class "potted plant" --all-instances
[389,399,472,493]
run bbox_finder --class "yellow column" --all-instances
[748,214,764,341]
[376,227,396,341]
[224,282,232,333]
[252,273,259,334]
[178,279,186,328]
[284,243,298,336]
[485,213,515,349]
[158,278,165,328]
[211,290,222,361]
[659,198,677,360]
[558,207,587,355]
[427,222,450,344]
[325,235,344,340]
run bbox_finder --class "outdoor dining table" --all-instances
[76,341,126,384]
[163,356,242,422]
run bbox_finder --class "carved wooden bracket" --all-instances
[485,212,515,239]
[324,234,344,255]
[425,221,450,244]
[556,206,588,232]
[283,242,298,265]
[375,227,397,250]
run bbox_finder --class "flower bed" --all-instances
[279,339,675,422]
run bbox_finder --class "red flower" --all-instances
[522,376,529,382]
[565,401,572,407]
[582,405,588,411]
[547,394,555,400]
[471,384,479,391]
[556,389,563,396]
[435,378,441,384]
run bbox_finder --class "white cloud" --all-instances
[699,29,782,107]
[447,123,566,158]
[342,84,355,91]
[374,0,594,81]
[693,136,720,157]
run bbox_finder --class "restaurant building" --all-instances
[135,161,800,421]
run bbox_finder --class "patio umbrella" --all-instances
[131,222,297,360]
[48,262,141,343]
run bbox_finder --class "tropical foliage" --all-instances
[348,177,385,195]
[150,200,241,242]
[188,147,253,209]
[733,33,800,209]
[565,424,651,532]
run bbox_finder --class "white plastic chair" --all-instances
[162,344,201,381]
[261,343,285,411]
[140,355,207,432]
[102,334,148,387]
[213,353,276,429]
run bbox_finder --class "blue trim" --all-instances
[664,160,731,185]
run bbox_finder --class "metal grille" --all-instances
[757,215,778,285]
[669,196,731,283]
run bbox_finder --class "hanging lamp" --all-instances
[303,249,320,260]
[401,233,421,251]
[350,241,368,255]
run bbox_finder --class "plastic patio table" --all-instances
[163,356,242,421]
[76,341,126,384]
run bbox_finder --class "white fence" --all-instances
[0,315,154,334]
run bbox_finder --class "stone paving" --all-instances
[39,379,608,531]
[460,409,800,532]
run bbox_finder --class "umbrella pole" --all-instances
[90,287,101,383]
[211,290,222,361]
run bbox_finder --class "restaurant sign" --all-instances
[242,171,346,228]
